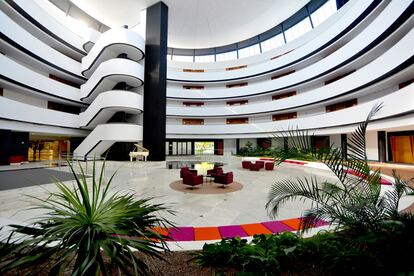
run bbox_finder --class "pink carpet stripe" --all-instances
[169,227,194,241]
[218,225,248,238]
[261,221,293,233]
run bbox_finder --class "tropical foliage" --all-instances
[0,160,174,275]
[266,103,413,232]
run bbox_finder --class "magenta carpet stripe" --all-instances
[261,221,294,233]
[169,227,194,241]
[218,225,248,238]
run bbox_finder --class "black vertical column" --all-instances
[0,130,11,165]
[377,131,386,162]
[341,134,347,159]
[143,2,168,161]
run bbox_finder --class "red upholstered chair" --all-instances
[182,174,203,189]
[265,162,275,170]
[207,166,223,176]
[242,161,252,169]
[214,172,233,187]
[249,163,261,171]
[180,167,197,178]
[256,161,265,168]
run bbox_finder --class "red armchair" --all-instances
[249,163,261,171]
[214,172,233,187]
[182,174,203,189]
[256,161,265,168]
[265,162,275,170]
[242,161,251,169]
[207,166,223,176]
[180,167,197,178]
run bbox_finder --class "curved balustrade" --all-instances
[0,55,82,104]
[74,124,143,158]
[79,91,143,129]
[1,0,85,60]
[167,27,414,117]
[0,10,83,81]
[166,82,414,137]
[80,58,144,103]
[81,28,145,77]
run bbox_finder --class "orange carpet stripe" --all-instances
[151,227,169,237]
[281,218,302,230]
[241,223,272,235]
[194,227,221,241]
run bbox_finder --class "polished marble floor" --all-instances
[0,156,413,231]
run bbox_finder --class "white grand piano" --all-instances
[129,144,149,162]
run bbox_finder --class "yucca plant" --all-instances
[266,103,413,232]
[0,160,174,275]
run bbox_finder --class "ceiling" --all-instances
[69,0,310,49]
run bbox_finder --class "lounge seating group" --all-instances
[180,165,233,189]
[241,158,275,171]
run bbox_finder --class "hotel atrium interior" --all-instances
[0,0,414,274]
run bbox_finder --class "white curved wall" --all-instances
[81,27,145,77]
[80,58,144,102]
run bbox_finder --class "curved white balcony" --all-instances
[80,58,144,103]
[81,28,145,77]
[167,27,414,117]
[166,0,385,81]
[167,0,413,99]
[0,55,81,103]
[0,96,79,128]
[73,124,143,158]
[166,82,414,137]
[0,10,82,79]
[1,0,85,60]
[79,91,143,129]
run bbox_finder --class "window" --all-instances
[172,55,193,62]
[49,74,80,88]
[48,101,80,114]
[271,70,295,80]
[311,0,338,27]
[183,102,204,107]
[182,69,204,73]
[226,65,247,71]
[194,55,215,63]
[226,118,248,124]
[272,91,296,100]
[261,34,285,52]
[270,49,294,60]
[324,70,355,85]
[238,44,261,59]
[0,87,3,96]
[182,119,204,125]
[216,50,238,62]
[226,100,248,106]
[284,17,313,43]
[272,112,297,121]
[166,54,172,60]
[226,82,248,88]
[183,85,204,89]
[399,78,414,89]
[326,99,357,112]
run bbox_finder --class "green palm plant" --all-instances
[0,160,174,275]
[266,103,413,232]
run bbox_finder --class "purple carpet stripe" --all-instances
[169,227,195,241]
[218,225,248,238]
[262,221,293,233]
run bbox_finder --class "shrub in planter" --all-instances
[0,160,174,275]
